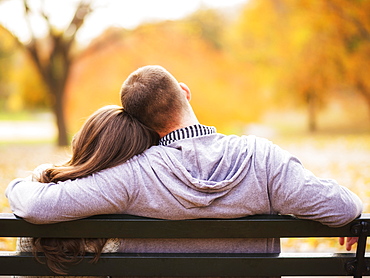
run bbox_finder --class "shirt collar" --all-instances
[159,124,217,146]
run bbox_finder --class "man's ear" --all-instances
[179,82,191,101]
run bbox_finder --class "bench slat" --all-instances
[1,213,368,238]
[0,251,364,276]
[1,213,369,276]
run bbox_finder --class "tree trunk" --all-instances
[44,54,69,147]
[307,91,317,132]
[355,81,370,125]
[43,77,68,146]
[53,87,68,147]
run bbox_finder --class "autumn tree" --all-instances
[0,25,15,110]
[283,0,370,130]
[182,8,227,50]
[324,0,370,121]
[278,0,342,132]
[64,19,261,135]
[1,0,93,146]
[228,0,370,132]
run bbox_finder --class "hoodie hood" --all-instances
[153,133,255,208]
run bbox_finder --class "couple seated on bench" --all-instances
[6,66,362,275]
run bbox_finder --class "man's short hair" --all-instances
[120,65,187,133]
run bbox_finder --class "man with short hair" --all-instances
[6,65,362,253]
[121,65,193,137]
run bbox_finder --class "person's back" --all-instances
[116,65,362,254]
[6,123,362,253]
[109,130,360,226]
[119,65,361,223]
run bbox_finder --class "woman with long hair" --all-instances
[18,105,159,276]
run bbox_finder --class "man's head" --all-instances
[120,65,196,136]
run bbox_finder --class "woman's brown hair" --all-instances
[29,105,159,274]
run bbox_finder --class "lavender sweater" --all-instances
[6,131,363,253]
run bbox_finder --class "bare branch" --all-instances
[22,0,37,41]
[39,0,56,38]
[21,0,48,80]
[64,1,93,49]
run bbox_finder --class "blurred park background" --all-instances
[0,0,369,253]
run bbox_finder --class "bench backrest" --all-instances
[0,213,369,277]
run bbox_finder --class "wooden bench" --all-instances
[0,212,369,277]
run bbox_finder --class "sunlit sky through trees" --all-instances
[0,0,247,45]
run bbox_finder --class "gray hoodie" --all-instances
[6,127,363,253]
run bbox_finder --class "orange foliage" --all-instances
[1,0,368,137]
[226,0,370,130]
[65,20,262,135]
[45,1,370,135]
[0,27,48,111]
